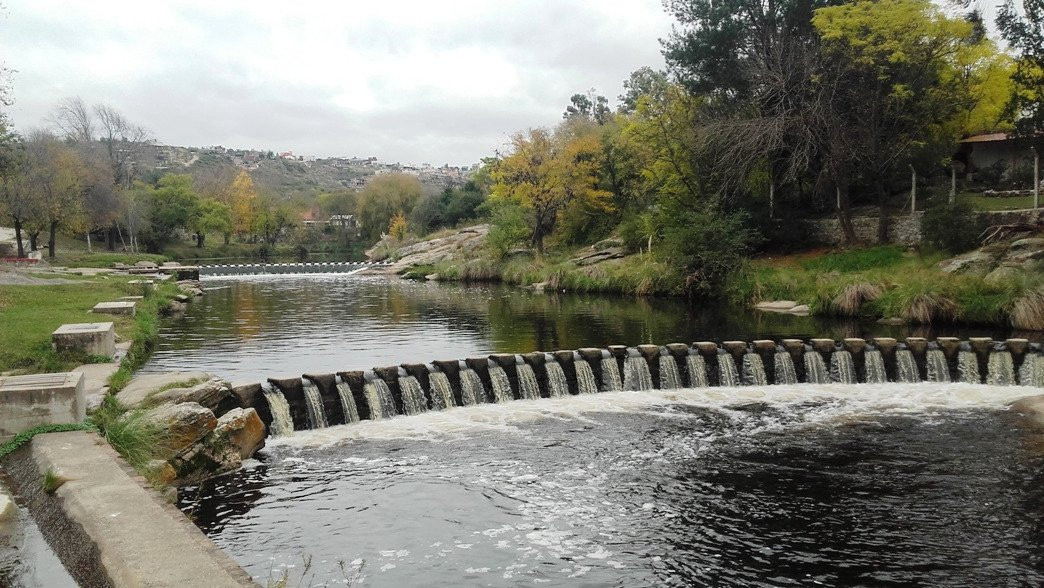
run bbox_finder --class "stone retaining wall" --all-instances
[807,208,1041,246]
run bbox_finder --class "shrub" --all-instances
[480,198,530,257]
[921,201,983,254]
[831,283,883,315]
[88,395,169,471]
[657,206,757,298]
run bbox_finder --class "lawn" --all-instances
[960,192,1037,211]
[0,276,149,373]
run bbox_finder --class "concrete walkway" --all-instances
[8,432,254,587]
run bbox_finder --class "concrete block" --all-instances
[0,372,85,440]
[91,301,136,316]
[119,295,144,301]
[52,322,115,357]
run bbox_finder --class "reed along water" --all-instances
[179,383,1044,587]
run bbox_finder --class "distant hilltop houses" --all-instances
[143,142,479,193]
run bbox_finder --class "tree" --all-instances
[0,132,31,257]
[51,97,95,144]
[997,0,1044,140]
[563,90,611,124]
[227,171,258,237]
[251,195,296,245]
[134,174,200,253]
[356,173,423,242]
[618,67,670,114]
[24,131,86,259]
[192,198,232,248]
[489,127,612,254]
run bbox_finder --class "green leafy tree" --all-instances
[251,195,297,245]
[356,173,422,242]
[132,174,200,252]
[997,0,1044,141]
[192,198,232,248]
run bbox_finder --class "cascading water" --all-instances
[302,383,328,429]
[864,350,887,384]
[829,351,856,384]
[516,363,541,399]
[658,355,682,390]
[986,351,1015,386]
[398,375,429,415]
[545,360,570,397]
[623,356,653,391]
[262,388,294,436]
[718,353,740,387]
[1020,353,1042,387]
[957,350,981,384]
[773,352,797,385]
[600,357,623,391]
[488,365,514,403]
[335,382,360,424]
[741,353,767,386]
[803,351,828,384]
[574,360,598,394]
[896,349,921,383]
[459,368,487,405]
[686,354,708,387]
[428,371,455,410]
[925,349,951,383]
[364,378,398,420]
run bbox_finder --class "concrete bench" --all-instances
[53,322,116,357]
[0,372,85,440]
[91,301,136,316]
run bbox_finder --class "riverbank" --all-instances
[371,225,1044,332]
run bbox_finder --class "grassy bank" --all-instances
[414,252,686,296]
[0,275,180,375]
[725,246,1043,329]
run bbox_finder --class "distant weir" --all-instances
[242,338,1043,436]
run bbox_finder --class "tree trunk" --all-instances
[28,231,39,252]
[196,232,205,248]
[835,184,858,245]
[13,218,24,258]
[107,222,117,251]
[48,221,57,259]
[223,233,230,246]
[876,180,890,244]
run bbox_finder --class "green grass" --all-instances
[960,192,1037,211]
[107,280,181,392]
[801,245,907,273]
[41,466,65,494]
[87,395,170,474]
[0,277,145,373]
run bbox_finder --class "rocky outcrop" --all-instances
[939,234,1044,280]
[144,402,217,453]
[367,225,489,272]
[148,378,233,413]
[570,246,627,266]
[214,408,266,459]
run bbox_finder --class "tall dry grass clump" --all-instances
[1011,285,1044,331]
[831,283,883,315]
[904,292,960,324]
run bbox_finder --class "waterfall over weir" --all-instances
[428,372,455,410]
[460,368,486,405]
[864,350,887,384]
[262,388,294,437]
[804,352,828,384]
[253,337,1043,435]
[488,365,514,403]
[302,384,328,429]
[516,363,541,399]
[987,352,1015,386]
[926,349,950,383]
[742,353,767,386]
[335,382,360,424]
[545,361,569,397]
[600,357,623,391]
[624,356,653,391]
[774,352,797,385]
[399,375,429,415]
[896,350,921,383]
[830,351,857,384]
[364,379,397,420]
[718,353,740,387]
[575,360,598,394]
[658,355,682,390]
[686,355,708,387]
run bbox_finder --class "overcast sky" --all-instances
[1,1,674,165]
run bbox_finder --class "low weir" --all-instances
[230,337,1044,436]
[199,260,392,277]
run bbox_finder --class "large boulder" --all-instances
[117,371,211,408]
[984,264,1023,287]
[213,408,266,459]
[938,249,1000,276]
[144,402,217,453]
[168,436,242,487]
[149,378,232,413]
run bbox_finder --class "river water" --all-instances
[143,275,1027,382]
[152,276,1044,586]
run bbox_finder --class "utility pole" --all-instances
[949,164,957,205]
[836,186,841,210]
[910,165,917,214]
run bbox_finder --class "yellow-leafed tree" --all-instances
[227,170,257,237]
[490,127,612,254]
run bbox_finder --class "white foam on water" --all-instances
[266,383,1040,449]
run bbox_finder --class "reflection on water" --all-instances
[144,276,1025,382]
[180,385,1044,587]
